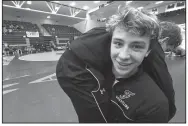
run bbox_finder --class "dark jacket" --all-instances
[105,66,169,123]
[56,27,172,123]
[56,28,112,123]
[143,41,176,120]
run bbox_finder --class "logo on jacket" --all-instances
[115,90,135,110]
[119,90,135,99]
[100,88,106,94]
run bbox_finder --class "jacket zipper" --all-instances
[85,65,107,123]
[112,79,119,88]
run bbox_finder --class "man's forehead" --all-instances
[112,30,150,44]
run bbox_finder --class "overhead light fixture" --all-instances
[27,1,32,5]
[26,8,31,10]
[126,1,132,5]
[55,6,59,10]
[83,6,89,10]
[155,1,164,4]
[53,1,60,3]
[94,1,100,4]
[16,5,21,8]
[47,15,51,18]
[137,6,143,10]
[52,11,56,14]
[70,2,76,6]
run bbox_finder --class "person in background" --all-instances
[159,21,182,52]
[66,41,71,50]
[3,26,7,35]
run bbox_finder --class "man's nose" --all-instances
[118,47,131,60]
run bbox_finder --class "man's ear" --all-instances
[145,50,151,57]
[159,37,169,44]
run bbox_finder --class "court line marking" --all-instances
[3,75,30,81]
[29,73,56,84]
[3,83,19,89]
[29,79,57,84]
[3,88,19,95]
[3,56,15,66]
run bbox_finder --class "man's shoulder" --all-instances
[142,72,168,99]
[147,42,165,61]
[134,72,169,111]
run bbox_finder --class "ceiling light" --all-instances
[83,6,89,10]
[27,1,32,5]
[94,1,100,4]
[55,6,59,10]
[26,8,31,10]
[47,16,50,18]
[126,1,132,5]
[70,2,76,6]
[155,1,164,4]
[52,11,56,14]
[53,1,60,3]
[137,6,143,10]
[16,5,21,8]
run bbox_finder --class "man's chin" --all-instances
[116,69,130,78]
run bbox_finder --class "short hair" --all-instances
[159,21,182,48]
[106,5,160,42]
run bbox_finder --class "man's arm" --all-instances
[143,42,176,120]
[135,101,169,123]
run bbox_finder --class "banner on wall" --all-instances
[74,36,79,40]
[26,31,39,37]
[57,38,69,45]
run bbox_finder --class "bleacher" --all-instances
[3,20,40,34]
[3,20,42,45]
[42,24,82,40]
[3,35,26,45]
[2,20,82,49]
[29,36,56,45]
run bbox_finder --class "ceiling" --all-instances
[3,1,179,25]
[3,1,108,18]
[3,6,83,25]
[90,1,177,18]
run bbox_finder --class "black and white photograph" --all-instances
[2,0,186,123]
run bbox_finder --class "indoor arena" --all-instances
[2,1,186,123]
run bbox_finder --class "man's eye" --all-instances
[114,42,122,47]
[132,45,143,49]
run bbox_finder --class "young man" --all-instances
[104,6,169,123]
[56,6,171,123]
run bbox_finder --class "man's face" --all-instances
[111,27,150,78]
[161,43,175,52]
[159,37,175,52]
